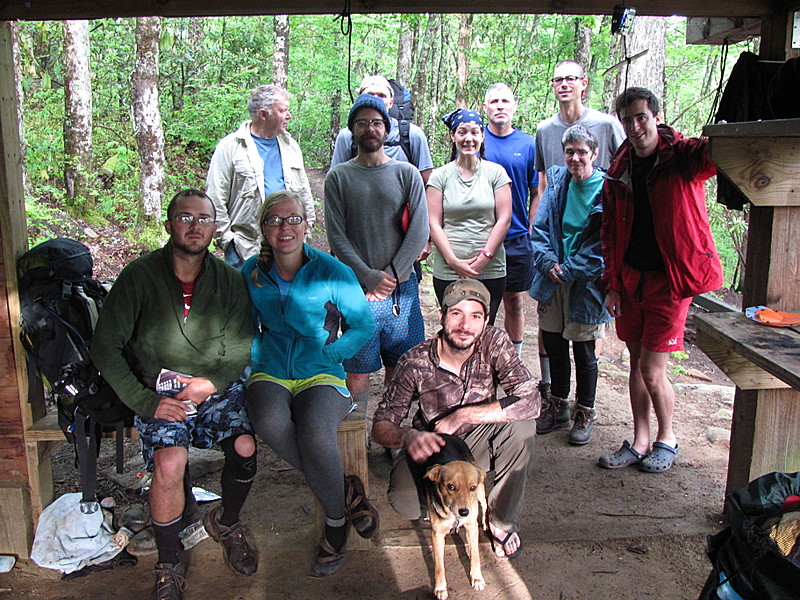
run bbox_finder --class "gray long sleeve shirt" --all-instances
[324,159,428,292]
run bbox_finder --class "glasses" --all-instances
[551,75,582,85]
[263,215,305,227]
[353,119,386,130]
[564,148,592,157]
[174,214,215,226]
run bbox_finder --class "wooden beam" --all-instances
[0,0,783,20]
[696,328,790,389]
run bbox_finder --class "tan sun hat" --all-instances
[441,279,490,313]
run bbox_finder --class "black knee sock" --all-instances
[219,436,257,527]
[153,515,182,565]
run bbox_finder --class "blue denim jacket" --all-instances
[529,166,612,325]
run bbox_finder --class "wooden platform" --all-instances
[694,312,800,493]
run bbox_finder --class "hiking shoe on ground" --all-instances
[203,506,258,576]
[536,396,570,434]
[149,562,187,600]
[568,407,596,445]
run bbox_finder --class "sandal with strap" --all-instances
[488,529,523,560]
[598,440,648,469]
[345,475,380,539]
[311,536,346,578]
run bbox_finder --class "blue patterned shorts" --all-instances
[343,274,425,373]
[135,381,253,472]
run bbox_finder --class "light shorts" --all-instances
[537,282,607,342]
[503,234,535,293]
[343,274,425,374]
[614,264,692,352]
[246,372,350,398]
[135,381,253,472]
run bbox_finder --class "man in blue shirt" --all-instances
[483,83,539,359]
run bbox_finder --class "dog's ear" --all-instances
[472,464,486,484]
[425,464,443,483]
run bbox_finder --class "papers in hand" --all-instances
[156,369,197,416]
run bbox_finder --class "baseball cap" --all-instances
[357,75,393,99]
[441,279,490,313]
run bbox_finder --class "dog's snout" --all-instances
[458,508,470,517]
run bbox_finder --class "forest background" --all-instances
[14,13,753,289]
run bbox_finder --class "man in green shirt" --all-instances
[91,190,257,600]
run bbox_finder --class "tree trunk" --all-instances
[574,18,594,103]
[9,21,29,196]
[133,16,165,223]
[456,14,473,108]
[63,20,93,208]
[604,16,667,114]
[273,15,289,89]
[396,17,414,85]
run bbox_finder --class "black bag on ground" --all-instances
[18,238,134,508]
[697,471,800,600]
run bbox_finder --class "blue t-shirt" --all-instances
[252,134,285,196]
[484,128,539,240]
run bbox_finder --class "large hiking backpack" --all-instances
[350,79,416,165]
[18,238,134,510]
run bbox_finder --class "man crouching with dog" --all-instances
[372,280,540,586]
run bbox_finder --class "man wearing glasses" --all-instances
[206,84,314,268]
[91,190,258,600]
[324,94,429,416]
[533,60,624,435]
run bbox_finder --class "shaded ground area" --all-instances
[4,169,738,599]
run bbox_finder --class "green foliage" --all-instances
[669,350,690,376]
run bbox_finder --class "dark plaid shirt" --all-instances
[374,326,540,437]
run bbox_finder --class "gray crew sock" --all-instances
[539,354,551,384]
[511,340,523,356]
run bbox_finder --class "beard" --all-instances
[442,324,480,352]
[171,232,210,256]
[354,131,385,154]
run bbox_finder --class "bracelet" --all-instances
[479,249,494,259]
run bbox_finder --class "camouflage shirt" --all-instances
[374,326,540,436]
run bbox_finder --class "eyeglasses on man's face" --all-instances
[353,119,386,130]
[174,214,215,226]
[551,75,582,85]
[263,215,305,227]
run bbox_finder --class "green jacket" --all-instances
[90,243,253,418]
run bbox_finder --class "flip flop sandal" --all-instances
[345,475,380,539]
[638,442,679,473]
[488,530,523,560]
[598,440,648,469]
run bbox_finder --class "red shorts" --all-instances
[614,264,692,352]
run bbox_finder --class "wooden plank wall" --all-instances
[0,21,35,557]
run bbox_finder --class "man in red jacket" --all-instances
[599,87,723,473]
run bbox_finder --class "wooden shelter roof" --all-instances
[0,0,793,20]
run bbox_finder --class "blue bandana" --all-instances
[441,108,484,131]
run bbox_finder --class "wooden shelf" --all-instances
[694,311,800,391]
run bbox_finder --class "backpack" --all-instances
[18,238,134,510]
[350,79,416,166]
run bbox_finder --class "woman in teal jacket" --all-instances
[242,190,376,577]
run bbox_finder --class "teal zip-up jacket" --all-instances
[242,244,374,381]
[90,243,253,418]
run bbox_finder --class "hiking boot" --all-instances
[568,406,596,445]
[203,506,258,576]
[537,380,551,402]
[536,395,570,434]
[149,562,187,600]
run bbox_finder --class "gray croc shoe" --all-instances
[598,440,648,469]
[638,442,679,473]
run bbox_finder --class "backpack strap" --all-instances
[73,405,99,509]
[397,119,415,167]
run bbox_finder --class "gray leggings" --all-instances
[247,381,350,519]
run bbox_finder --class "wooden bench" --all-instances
[314,402,371,551]
[24,411,139,523]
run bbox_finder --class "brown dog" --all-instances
[423,434,488,600]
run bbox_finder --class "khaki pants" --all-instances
[387,420,536,533]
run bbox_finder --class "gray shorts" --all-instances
[537,283,607,342]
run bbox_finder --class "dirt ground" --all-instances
[2,169,740,599]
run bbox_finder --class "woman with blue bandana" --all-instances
[426,109,512,323]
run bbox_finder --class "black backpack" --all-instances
[350,79,416,166]
[18,238,134,509]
